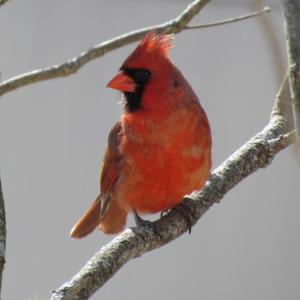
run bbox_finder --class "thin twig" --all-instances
[0,0,210,98]
[50,75,292,299]
[185,6,271,29]
[281,0,300,154]
[272,72,290,120]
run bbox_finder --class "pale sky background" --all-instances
[0,1,299,299]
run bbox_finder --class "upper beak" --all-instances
[107,71,136,92]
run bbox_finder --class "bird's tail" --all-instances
[70,194,127,238]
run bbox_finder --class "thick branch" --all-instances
[0,0,210,97]
[281,0,300,152]
[0,179,6,297]
[50,78,291,299]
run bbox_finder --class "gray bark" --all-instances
[281,0,300,152]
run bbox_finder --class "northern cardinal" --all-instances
[70,33,211,238]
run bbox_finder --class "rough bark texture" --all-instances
[281,0,300,152]
[50,76,294,299]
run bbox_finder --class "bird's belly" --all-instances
[115,131,211,214]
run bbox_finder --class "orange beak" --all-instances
[107,71,136,92]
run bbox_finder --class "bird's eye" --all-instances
[134,69,151,84]
[121,67,151,85]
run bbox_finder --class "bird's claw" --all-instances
[133,210,163,240]
[176,201,194,234]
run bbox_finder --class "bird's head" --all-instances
[107,32,177,112]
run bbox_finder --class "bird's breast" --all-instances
[115,105,211,214]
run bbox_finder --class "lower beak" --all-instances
[107,71,136,92]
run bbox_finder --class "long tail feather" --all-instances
[70,195,101,239]
[99,198,128,234]
[70,194,128,238]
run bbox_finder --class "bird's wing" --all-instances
[70,121,123,238]
[99,121,122,217]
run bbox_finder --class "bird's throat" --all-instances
[123,85,144,112]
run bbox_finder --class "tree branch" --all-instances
[0,179,6,298]
[185,6,271,30]
[50,75,292,299]
[0,1,272,99]
[281,0,300,153]
[272,72,293,131]
[0,0,210,98]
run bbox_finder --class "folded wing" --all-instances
[70,121,127,238]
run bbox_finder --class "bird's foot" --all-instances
[133,210,162,240]
[133,210,153,227]
[176,201,194,234]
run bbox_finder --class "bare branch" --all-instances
[281,0,300,153]
[185,6,271,30]
[272,72,294,132]
[0,179,6,297]
[268,130,296,153]
[0,0,210,98]
[50,76,292,299]
[0,2,273,99]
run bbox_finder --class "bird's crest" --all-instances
[122,32,174,70]
[138,32,173,57]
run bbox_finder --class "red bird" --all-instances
[70,33,211,238]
